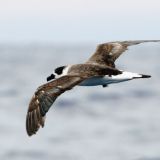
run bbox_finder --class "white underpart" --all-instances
[79,71,142,86]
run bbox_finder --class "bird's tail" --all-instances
[111,71,151,80]
[134,74,151,79]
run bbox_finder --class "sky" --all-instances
[0,0,160,44]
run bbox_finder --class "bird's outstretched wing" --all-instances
[87,40,160,67]
[26,64,122,136]
[26,75,84,136]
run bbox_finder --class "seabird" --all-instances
[26,40,160,136]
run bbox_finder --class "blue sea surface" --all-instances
[0,43,160,160]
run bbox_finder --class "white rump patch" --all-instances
[111,71,141,80]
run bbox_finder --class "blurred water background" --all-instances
[0,42,160,160]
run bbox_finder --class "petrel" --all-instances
[26,40,160,136]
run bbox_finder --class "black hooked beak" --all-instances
[47,74,55,82]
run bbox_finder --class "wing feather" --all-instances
[26,75,84,136]
[26,64,122,136]
[87,40,160,67]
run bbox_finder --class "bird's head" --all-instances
[47,66,67,82]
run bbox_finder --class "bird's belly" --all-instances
[79,76,124,86]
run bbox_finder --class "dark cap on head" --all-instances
[55,66,66,75]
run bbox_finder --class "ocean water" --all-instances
[0,43,160,160]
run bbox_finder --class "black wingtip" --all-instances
[47,74,55,82]
[141,74,151,78]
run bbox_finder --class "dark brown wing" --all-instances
[68,63,122,77]
[87,40,160,67]
[26,64,123,136]
[26,75,84,136]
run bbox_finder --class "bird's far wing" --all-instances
[87,40,160,67]
[68,63,122,77]
[26,75,84,136]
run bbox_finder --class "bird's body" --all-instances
[79,72,149,86]
[26,40,160,136]
[49,65,150,87]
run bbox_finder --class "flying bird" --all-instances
[26,40,160,136]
